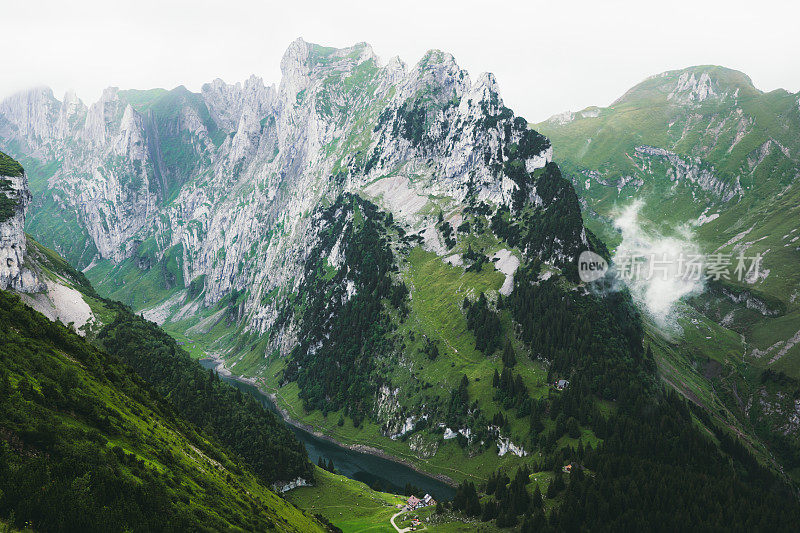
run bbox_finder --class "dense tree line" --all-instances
[481,467,539,527]
[456,336,800,529]
[451,481,481,517]
[419,336,440,361]
[0,178,15,223]
[747,370,800,471]
[547,392,800,531]
[452,263,800,530]
[508,269,645,401]
[317,457,336,474]
[283,194,405,421]
[403,482,423,497]
[464,292,502,355]
[0,150,24,177]
[97,302,313,484]
[446,375,472,429]
[491,163,586,280]
[463,244,488,273]
[437,213,456,249]
[501,341,517,367]
[492,364,531,415]
[445,149,800,528]
[394,98,428,147]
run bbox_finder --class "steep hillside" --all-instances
[537,66,800,481]
[0,289,326,532]
[0,40,589,479]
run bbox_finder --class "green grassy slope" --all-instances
[254,244,554,484]
[537,65,800,298]
[536,65,800,483]
[0,289,325,532]
[536,65,800,372]
[229,192,591,485]
[286,466,508,533]
[14,232,316,489]
[285,467,404,533]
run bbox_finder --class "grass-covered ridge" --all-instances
[0,289,325,532]
[536,65,800,303]
[532,65,800,519]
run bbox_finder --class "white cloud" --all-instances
[2,0,799,122]
[612,201,705,329]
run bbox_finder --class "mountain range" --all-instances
[3,40,800,531]
[1,38,586,474]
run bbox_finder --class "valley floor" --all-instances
[286,468,505,533]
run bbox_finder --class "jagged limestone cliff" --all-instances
[0,39,563,337]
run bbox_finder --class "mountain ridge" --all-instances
[0,38,563,335]
[536,63,800,488]
[611,64,762,106]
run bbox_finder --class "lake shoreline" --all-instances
[199,354,457,488]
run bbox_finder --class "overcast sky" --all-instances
[4,0,799,122]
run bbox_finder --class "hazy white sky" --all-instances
[4,0,799,122]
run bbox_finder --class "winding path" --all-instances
[390,511,409,533]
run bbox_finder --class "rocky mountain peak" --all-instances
[83,86,122,146]
[202,76,273,131]
[667,70,718,103]
[402,49,469,101]
[0,39,561,329]
[612,65,760,108]
[0,87,60,144]
[383,55,408,84]
[56,89,87,138]
[279,38,378,102]
[471,72,502,105]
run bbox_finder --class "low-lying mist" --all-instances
[611,200,705,329]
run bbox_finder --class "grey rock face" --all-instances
[634,145,742,201]
[0,39,553,337]
[0,166,43,292]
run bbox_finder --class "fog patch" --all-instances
[611,200,705,329]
